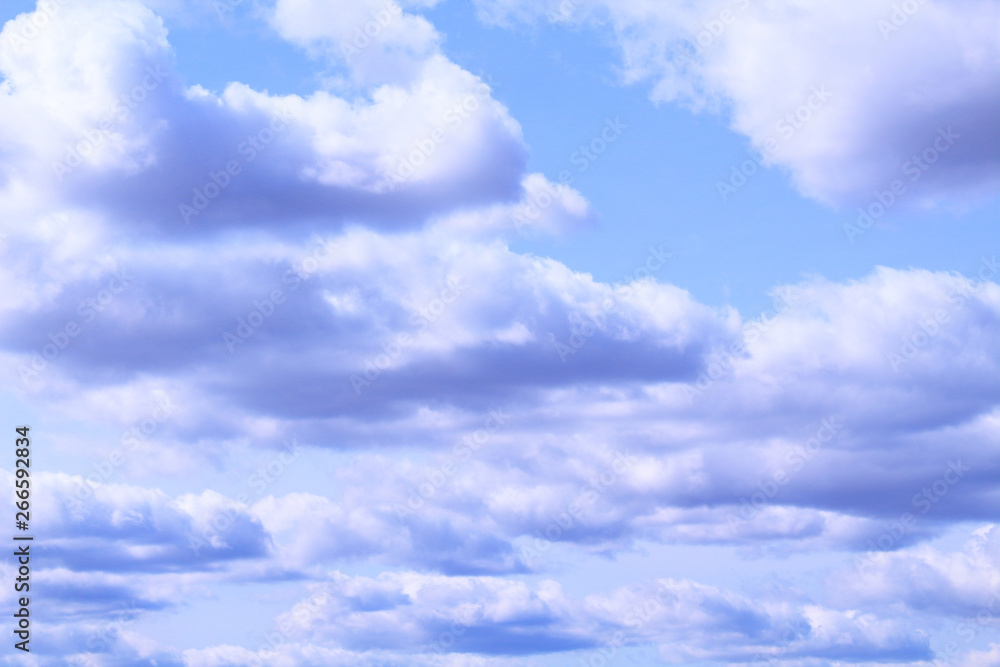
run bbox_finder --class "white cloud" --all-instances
[2,1,999,664]
[830,524,1000,618]
[956,644,1000,667]
[255,570,929,663]
[27,472,274,572]
[475,0,1000,207]
[271,0,440,85]
[0,0,533,234]
[5,234,1000,567]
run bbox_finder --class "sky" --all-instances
[0,0,999,665]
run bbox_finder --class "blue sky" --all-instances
[1,0,1000,665]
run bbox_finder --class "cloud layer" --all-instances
[477,0,1000,207]
[2,0,999,665]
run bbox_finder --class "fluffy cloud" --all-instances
[24,472,273,572]
[1,226,725,444]
[271,0,441,85]
[5,242,1000,568]
[475,0,1000,207]
[0,0,541,235]
[956,644,1000,667]
[255,571,930,663]
[183,644,531,667]
[2,0,999,665]
[830,524,1000,618]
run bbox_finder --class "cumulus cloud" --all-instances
[955,644,1000,667]
[5,240,1000,570]
[254,571,930,663]
[830,524,1000,618]
[0,0,539,235]
[26,472,273,572]
[2,0,999,664]
[1,227,728,444]
[270,0,441,85]
[475,0,1000,207]
[183,644,531,667]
